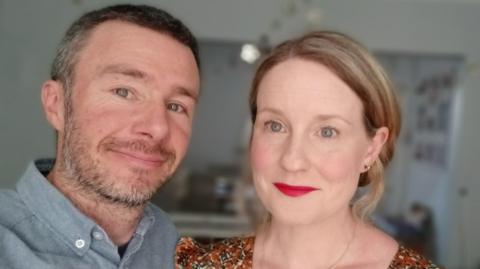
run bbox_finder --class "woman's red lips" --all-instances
[273,183,318,197]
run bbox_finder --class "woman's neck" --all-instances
[253,209,358,269]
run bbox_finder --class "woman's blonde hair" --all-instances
[249,31,401,219]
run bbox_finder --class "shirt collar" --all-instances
[17,160,160,257]
[17,160,97,256]
[137,205,155,236]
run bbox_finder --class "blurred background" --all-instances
[1,0,480,268]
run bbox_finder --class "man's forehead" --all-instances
[71,21,199,97]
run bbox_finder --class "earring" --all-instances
[363,164,371,171]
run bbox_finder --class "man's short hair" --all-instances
[50,4,199,93]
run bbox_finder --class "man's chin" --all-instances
[97,186,155,208]
[110,159,174,182]
[112,173,168,204]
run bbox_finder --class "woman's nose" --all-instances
[280,135,310,173]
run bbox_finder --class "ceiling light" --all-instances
[240,43,260,64]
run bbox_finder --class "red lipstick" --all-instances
[273,183,318,197]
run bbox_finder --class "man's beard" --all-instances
[60,112,176,208]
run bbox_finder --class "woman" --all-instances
[176,31,440,268]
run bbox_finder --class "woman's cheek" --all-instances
[250,136,274,174]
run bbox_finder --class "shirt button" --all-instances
[92,231,104,240]
[75,239,86,249]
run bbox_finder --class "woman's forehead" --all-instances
[256,59,364,117]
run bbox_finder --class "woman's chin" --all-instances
[269,210,322,226]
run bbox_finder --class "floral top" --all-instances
[176,236,440,269]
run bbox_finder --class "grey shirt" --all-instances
[0,161,178,269]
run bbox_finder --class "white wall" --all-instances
[1,0,480,267]
[377,53,465,265]
[183,40,254,171]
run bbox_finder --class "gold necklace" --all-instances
[256,221,357,269]
[327,221,357,269]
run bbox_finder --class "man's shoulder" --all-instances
[145,203,178,243]
[146,202,176,229]
[147,202,168,215]
[0,189,33,229]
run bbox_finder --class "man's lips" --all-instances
[109,149,167,168]
[273,182,319,197]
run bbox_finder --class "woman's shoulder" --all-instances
[176,236,254,269]
[356,222,440,269]
[175,235,440,269]
[389,245,441,269]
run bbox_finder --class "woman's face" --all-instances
[250,58,387,224]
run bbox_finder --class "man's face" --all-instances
[57,21,199,207]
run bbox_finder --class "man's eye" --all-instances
[167,103,185,113]
[320,127,337,138]
[114,88,131,98]
[265,120,284,133]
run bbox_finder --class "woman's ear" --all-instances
[41,80,65,132]
[363,127,389,168]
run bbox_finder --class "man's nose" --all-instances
[131,103,170,141]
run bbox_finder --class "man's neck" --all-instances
[46,167,145,246]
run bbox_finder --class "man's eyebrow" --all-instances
[174,86,199,103]
[98,64,199,101]
[97,64,149,80]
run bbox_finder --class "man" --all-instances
[0,4,200,268]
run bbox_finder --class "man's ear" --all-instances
[41,80,65,132]
[363,127,389,167]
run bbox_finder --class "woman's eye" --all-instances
[114,88,131,98]
[265,120,284,133]
[167,103,185,113]
[320,127,336,138]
